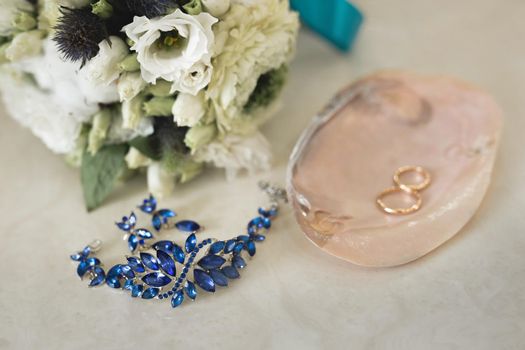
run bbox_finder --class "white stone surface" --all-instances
[0,0,524,349]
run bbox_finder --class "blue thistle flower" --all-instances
[53,7,108,66]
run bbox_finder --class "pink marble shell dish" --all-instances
[287,71,503,267]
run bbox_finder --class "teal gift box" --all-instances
[290,0,363,52]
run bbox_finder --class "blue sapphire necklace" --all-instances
[70,182,287,309]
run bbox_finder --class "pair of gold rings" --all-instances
[376,166,431,215]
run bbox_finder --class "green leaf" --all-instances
[129,135,162,161]
[81,144,128,211]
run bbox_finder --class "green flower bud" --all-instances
[122,93,146,129]
[118,53,140,72]
[88,108,112,155]
[143,96,175,117]
[177,159,203,183]
[13,12,37,31]
[145,80,173,97]
[92,0,113,19]
[183,0,203,15]
[184,124,217,151]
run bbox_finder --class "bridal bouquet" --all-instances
[0,0,298,209]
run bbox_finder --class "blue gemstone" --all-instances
[181,272,186,279]
[248,217,263,229]
[138,195,157,214]
[197,254,226,270]
[224,239,236,254]
[232,255,246,269]
[85,257,101,267]
[135,228,153,239]
[183,267,189,273]
[247,241,256,257]
[222,265,240,279]
[176,220,201,233]
[157,250,176,276]
[107,264,123,280]
[127,256,146,273]
[123,279,134,290]
[142,272,172,287]
[128,234,139,252]
[185,281,197,300]
[171,290,184,308]
[88,267,105,287]
[106,276,121,289]
[140,253,160,271]
[253,234,266,242]
[209,269,228,287]
[152,240,174,252]
[70,252,83,261]
[77,261,90,278]
[131,284,143,297]
[193,269,215,293]
[152,214,162,231]
[168,290,174,296]
[121,265,135,279]
[237,235,250,243]
[197,243,203,249]
[157,209,176,222]
[172,244,185,264]
[159,294,164,300]
[262,217,271,229]
[258,207,269,217]
[185,233,197,253]
[142,288,160,299]
[233,242,244,254]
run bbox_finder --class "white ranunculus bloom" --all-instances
[80,36,128,86]
[194,132,272,180]
[170,61,212,96]
[147,163,176,198]
[118,71,147,102]
[123,9,218,87]
[172,92,207,127]
[0,0,33,36]
[202,0,231,17]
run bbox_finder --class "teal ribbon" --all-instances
[290,0,363,52]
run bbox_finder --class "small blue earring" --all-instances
[115,212,154,253]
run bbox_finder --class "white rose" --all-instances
[202,0,231,17]
[0,0,33,36]
[118,71,147,102]
[123,9,217,86]
[147,163,176,198]
[172,91,207,127]
[170,61,212,95]
[80,36,128,86]
[194,132,272,180]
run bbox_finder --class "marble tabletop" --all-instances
[1,1,524,349]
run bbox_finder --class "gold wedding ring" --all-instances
[393,165,431,192]
[376,186,422,215]
[377,166,431,215]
